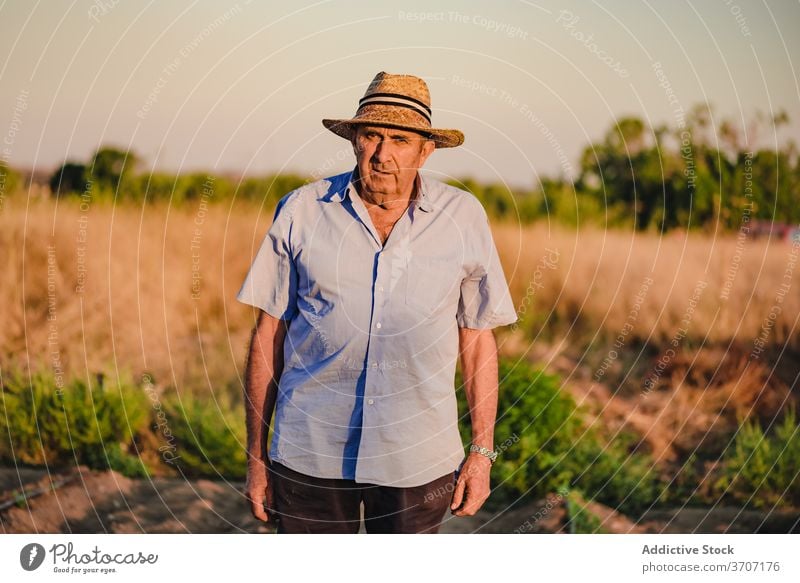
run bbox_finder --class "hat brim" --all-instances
[322,118,464,149]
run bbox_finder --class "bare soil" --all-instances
[2,466,797,534]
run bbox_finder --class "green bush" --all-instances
[568,426,661,515]
[0,367,249,480]
[160,390,246,479]
[0,368,151,477]
[457,359,661,515]
[565,489,607,533]
[656,452,716,507]
[468,362,582,497]
[713,409,800,508]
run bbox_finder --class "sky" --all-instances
[1,0,798,189]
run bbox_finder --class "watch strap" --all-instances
[469,444,497,463]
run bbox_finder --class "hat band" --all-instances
[357,94,432,124]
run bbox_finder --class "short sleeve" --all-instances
[236,194,298,321]
[456,205,517,329]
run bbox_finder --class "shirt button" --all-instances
[367,399,374,405]
[378,285,384,292]
[375,322,382,329]
[371,362,378,369]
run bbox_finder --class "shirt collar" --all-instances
[328,167,432,212]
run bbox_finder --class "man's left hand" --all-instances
[450,453,492,516]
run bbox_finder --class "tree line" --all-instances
[456,104,798,231]
[10,102,798,232]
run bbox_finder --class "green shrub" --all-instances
[457,359,661,515]
[1,367,249,480]
[160,390,246,479]
[565,489,607,533]
[463,361,582,498]
[570,427,661,515]
[713,409,800,508]
[0,368,151,477]
[655,452,709,506]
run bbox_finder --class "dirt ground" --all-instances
[2,465,797,534]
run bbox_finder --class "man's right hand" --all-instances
[244,459,274,522]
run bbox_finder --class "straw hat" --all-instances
[322,71,464,148]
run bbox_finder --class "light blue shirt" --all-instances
[236,167,517,487]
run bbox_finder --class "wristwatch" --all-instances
[469,444,498,464]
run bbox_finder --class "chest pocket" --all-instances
[405,256,463,316]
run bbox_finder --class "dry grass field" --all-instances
[492,219,799,349]
[1,194,797,398]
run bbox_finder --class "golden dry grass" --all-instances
[1,195,273,392]
[1,195,797,394]
[493,220,799,349]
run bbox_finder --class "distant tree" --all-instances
[49,162,88,196]
[575,106,800,231]
[578,116,667,229]
[88,147,139,191]
[0,162,21,197]
[445,176,515,221]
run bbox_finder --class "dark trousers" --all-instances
[267,460,456,534]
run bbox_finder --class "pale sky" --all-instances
[1,0,798,189]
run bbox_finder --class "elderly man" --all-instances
[237,71,517,534]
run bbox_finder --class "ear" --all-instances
[418,138,435,165]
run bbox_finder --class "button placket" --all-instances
[357,209,413,463]
[363,252,386,415]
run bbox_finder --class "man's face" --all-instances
[352,125,435,197]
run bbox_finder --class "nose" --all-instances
[372,139,393,164]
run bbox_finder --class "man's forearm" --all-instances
[457,327,499,450]
[244,312,286,464]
